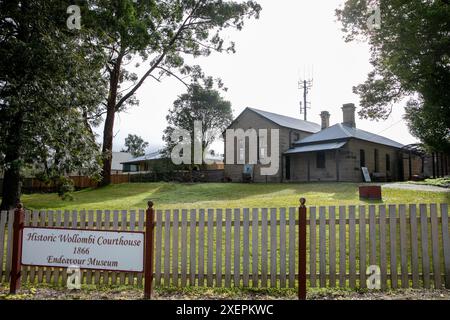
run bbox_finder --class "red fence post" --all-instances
[10,203,25,294]
[298,198,307,300]
[144,201,155,299]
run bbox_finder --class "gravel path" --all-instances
[382,183,450,192]
[1,286,450,300]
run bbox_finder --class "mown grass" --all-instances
[14,182,450,211]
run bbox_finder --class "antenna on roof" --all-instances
[299,65,313,121]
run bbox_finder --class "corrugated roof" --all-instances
[284,141,347,154]
[121,151,163,164]
[294,123,404,149]
[248,108,321,133]
[121,151,224,164]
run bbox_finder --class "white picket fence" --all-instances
[1,203,449,289]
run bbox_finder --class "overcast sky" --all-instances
[97,0,419,154]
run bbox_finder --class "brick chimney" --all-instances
[320,111,330,130]
[342,103,356,128]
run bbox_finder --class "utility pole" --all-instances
[299,76,313,121]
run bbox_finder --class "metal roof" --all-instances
[121,151,164,164]
[121,151,224,164]
[293,123,404,149]
[248,108,321,133]
[284,141,347,154]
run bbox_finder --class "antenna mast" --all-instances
[299,67,313,121]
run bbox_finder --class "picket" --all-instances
[252,208,259,288]
[164,210,171,287]
[310,207,317,288]
[369,205,376,266]
[430,204,441,289]
[319,207,326,288]
[329,206,336,288]
[399,205,408,288]
[279,208,287,288]
[95,210,102,285]
[225,209,232,287]
[389,205,398,289]
[155,210,163,286]
[207,209,214,287]
[119,210,127,285]
[216,209,223,288]
[5,211,14,285]
[190,209,197,286]
[420,204,431,288]
[129,210,137,286]
[198,209,205,287]
[348,206,356,289]
[379,205,387,290]
[103,210,111,285]
[339,206,346,288]
[410,204,420,288]
[261,208,268,287]
[172,209,179,287]
[181,209,188,287]
[233,208,240,287]
[243,208,250,287]
[53,210,63,285]
[270,208,277,288]
[0,212,6,283]
[359,206,366,289]
[288,207,296,288]
[22,210,31,283]
[441,204,450,289]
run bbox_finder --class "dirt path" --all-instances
[1,286,450,300]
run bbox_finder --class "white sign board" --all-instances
[362,167,371,183]
[21,227,144,272]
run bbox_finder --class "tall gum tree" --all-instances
[82,0,261,186]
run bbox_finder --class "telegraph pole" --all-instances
[299,76,313,121]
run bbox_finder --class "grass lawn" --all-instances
[14,182,450,211]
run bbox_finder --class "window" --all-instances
[374,149,379,172]
[360,149,366,167]
[386,154,391,171]
[238,140,245,162]
[316,152,326,169]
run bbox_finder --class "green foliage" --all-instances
[82,0,261,184]
[0,0,106,208]
[163,83,233,161]
[122,134,149,157]
[336,0,450,152]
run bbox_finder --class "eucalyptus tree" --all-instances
[82,0,261,185]
[0,0,107,210]
[336,0,450,152]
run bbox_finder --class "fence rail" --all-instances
[1,203,449,290]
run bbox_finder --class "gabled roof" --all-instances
[247,108,321,133]
[293,123,404,149]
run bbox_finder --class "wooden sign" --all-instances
[21,227,144,272]
[361,167,371,182]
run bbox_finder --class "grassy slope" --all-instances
[16,182,450,211]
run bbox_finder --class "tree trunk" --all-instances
[99,53,124,187]
[0,113,24,211]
